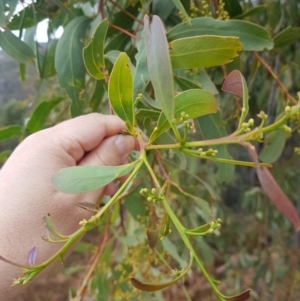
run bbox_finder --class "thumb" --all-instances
[78,134,135,167]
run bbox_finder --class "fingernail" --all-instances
[114,135,134,158]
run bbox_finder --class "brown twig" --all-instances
[98,0,105,18]
[73,219,110,301]
[109,0,143,25]
[211,0,218,18]
[108,23,139,41]
[253,51,297,104]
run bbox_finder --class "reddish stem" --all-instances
[253,51,297,104]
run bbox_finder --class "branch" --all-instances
[253,51,297,104]
[109,0,143,25]
[109,23,139,41]
[73,220,110,301]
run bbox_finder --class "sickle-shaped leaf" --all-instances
[222,289,251,301]
[144,15,175,127]
[131,252,193,292]
[83,19,108,80]
[108,52,135,133]
[149,89,218,143]
[0,29,35,63]
[170,36,243,69]
[55,16,90,117]
[52,161,139,194]
[246,144,300,231]
[222,70,249,128]
[167,17,273,51]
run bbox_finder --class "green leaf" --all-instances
[156,132,187,170]
[161,238,188,267]
[0,29,35,64]
[198,69,218,95]
[174,75,202,91]
[26,97,65,134]
[52,161,139,194]
[274,27,300,49]
[83,19,108,80]
[259,129,286,164]
[43,214,68,240]
[7,5,46,30]
[19,63,26,82]
[89,80,105,112]
[108,52,135,132]
[134,39,150,99]
[167,17,273,51]
[0,150,11,163]
[41,39,58,79]
[185,222,212,236]
[234,5,266,19]
[144,15,175,127]
[2,0,18,21]
[55,16,90,117]
[141,93,161,110]
[136,109,160,120]
[170,0,189,21]
[149,89,218,143]
[0,0,6,27]
[221,70,249,128]
[0,125,22,142]
[124,183,148,220]
[197,113,234,183]
[170,36,242,69]
[223,0,242,17]
[153,0,175,21]
[131,252,192,292]
[175,68,218,95]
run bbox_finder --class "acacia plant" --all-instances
[1,1,300,300]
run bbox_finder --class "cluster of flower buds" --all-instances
[257,111,268,123]
[241,118,254,132]
[208,218,222,233]
[200,0,212,17]
[135,93,143,103]
[216,0,230,20]
[178,111,195,131]
[198,148,218,158]
[140,187,163,202]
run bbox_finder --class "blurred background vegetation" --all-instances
[1,0,300,300]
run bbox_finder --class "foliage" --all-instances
[1,0,300,300]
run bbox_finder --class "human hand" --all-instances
[0,113,137,300]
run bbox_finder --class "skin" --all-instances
[0,113,137,300]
